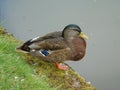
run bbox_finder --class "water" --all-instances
[0,0,120,90]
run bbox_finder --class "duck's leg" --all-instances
[55,62,69,70]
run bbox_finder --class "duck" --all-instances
[16,24,88,70]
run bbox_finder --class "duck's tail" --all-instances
[15,39,32,53]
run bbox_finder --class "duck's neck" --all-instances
[65,36,77,41]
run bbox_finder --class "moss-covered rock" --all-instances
[24,54,96,90]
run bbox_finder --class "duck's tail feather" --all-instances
[15,39,33,53]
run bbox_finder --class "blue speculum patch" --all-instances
[41,50,49,56]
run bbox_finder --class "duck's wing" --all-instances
[30,31,62,42]
[28,37,67,50]
[16,31,67,52]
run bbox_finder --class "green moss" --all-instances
[0,26,96,90]
[0,26,54,90]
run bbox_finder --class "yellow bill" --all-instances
[79,32,88,39]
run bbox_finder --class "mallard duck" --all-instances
[16,24,88,70]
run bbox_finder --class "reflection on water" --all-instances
[0,0,120,90]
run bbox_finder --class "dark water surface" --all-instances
[0,0,120,90]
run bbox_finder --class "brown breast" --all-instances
[69,37,86,61]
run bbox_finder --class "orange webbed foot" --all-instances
[55,62,69,70]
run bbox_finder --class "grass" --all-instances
[0,26,96,90]
[0,26,54,90]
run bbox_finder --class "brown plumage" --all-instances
[16,24,88,70]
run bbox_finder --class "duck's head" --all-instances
[62,24,88,40]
